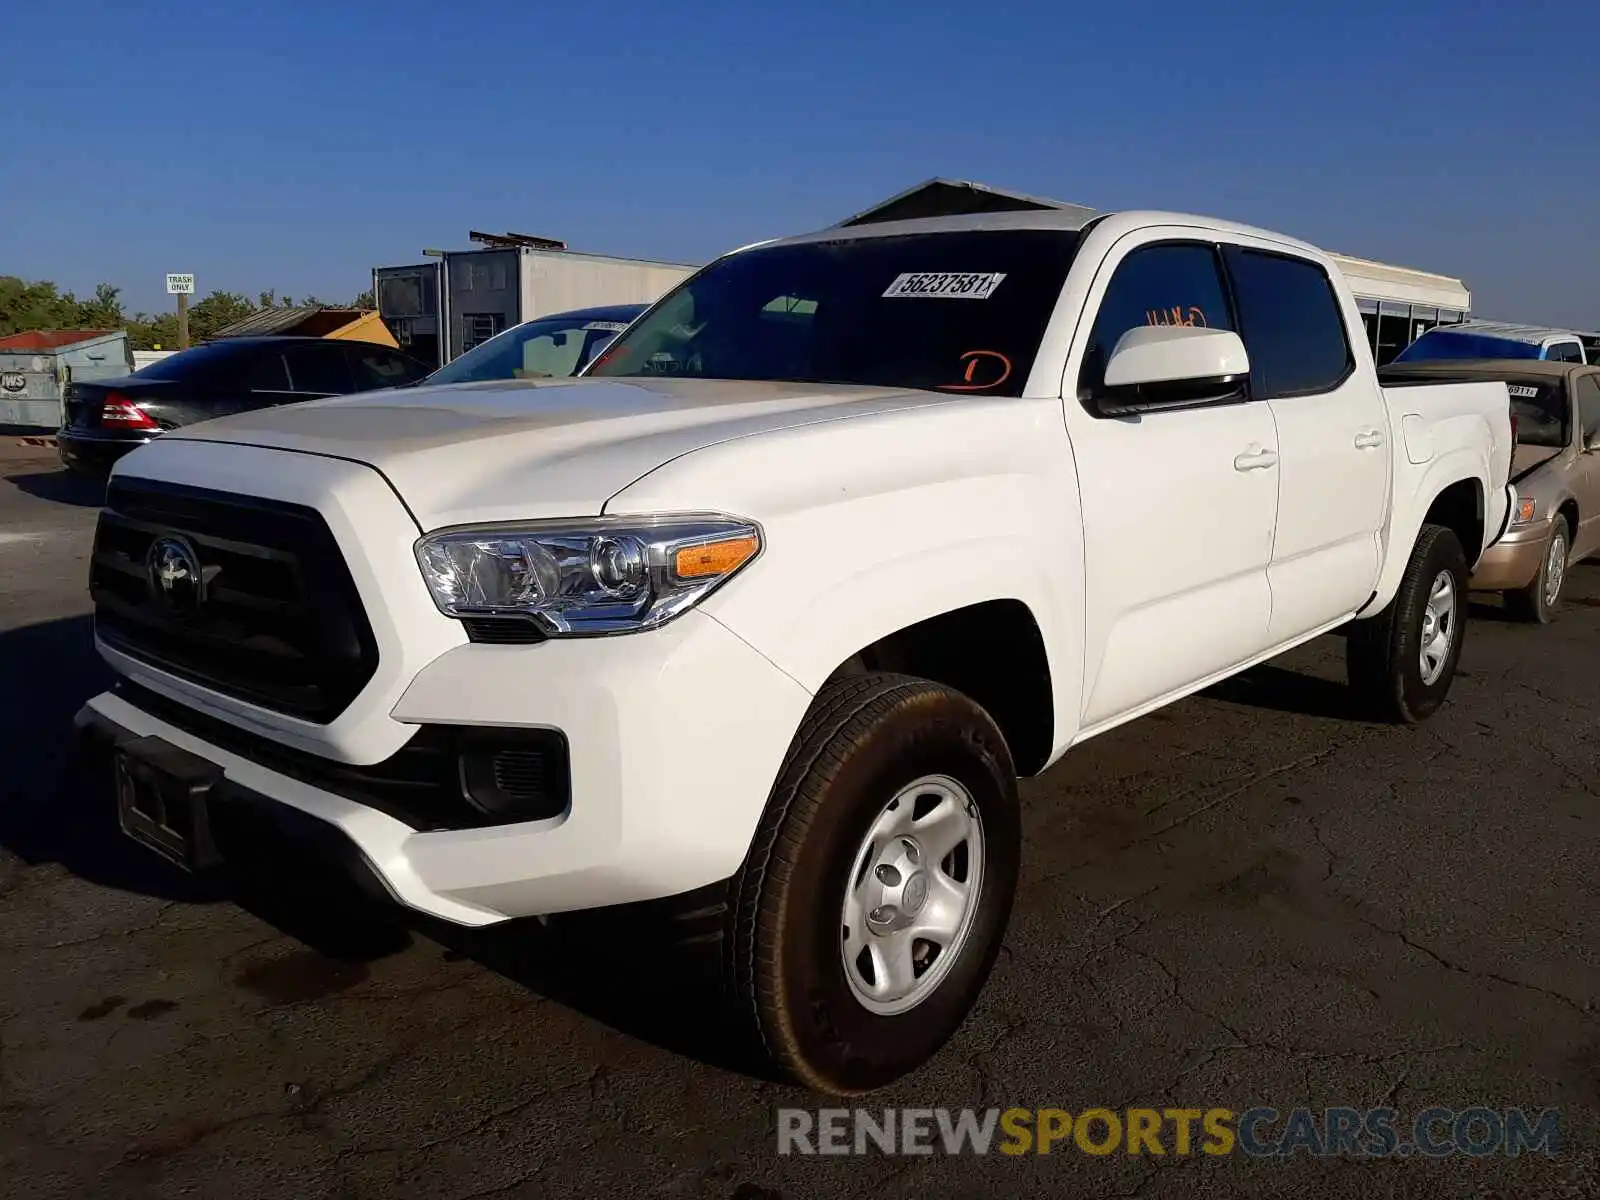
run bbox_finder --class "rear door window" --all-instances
[347,347,426,390]
[243,350,291,391]
[285,343,356,395]
[1221,247,1353,397]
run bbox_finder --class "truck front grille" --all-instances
[91,477,379,724]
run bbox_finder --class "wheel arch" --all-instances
[1556,496,1579,543]
[706,530,1084,773]
[820,598,1057,777]
[1365,456,1489,616]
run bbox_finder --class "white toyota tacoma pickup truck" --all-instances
[78,207,1515,1094]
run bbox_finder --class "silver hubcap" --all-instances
[840,775,985,1016]
[1419,569,1457,686]
[1545,533,1567,608]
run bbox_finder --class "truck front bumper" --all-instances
[80,610,813,926]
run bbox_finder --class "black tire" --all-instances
[1347,523,1469,724]
[1505,516,1569,624]
[725,672,1021,1094]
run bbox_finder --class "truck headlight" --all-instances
[415,515,762,635]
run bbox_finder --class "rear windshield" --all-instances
[1508,381,1569,448]
[1394,330,1542,363]
[584,229,1083,396]
[131,340,252,381]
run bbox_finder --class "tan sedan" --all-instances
[1379,359,1600,622]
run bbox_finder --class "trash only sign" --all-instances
[165,274,195,295]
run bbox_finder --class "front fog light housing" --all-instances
[416,514,762,635]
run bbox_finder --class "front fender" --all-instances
[708,533,1082,760]
[604,397,1088,761]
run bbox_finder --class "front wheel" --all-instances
[727,673,1021,1094]
[1505,516,1569,624]
[1347,524,1469,723]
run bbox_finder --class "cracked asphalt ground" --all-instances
[2,438,1597,1200]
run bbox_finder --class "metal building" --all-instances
[374,233,696,369]
[0,329,131,431]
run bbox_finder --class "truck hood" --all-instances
[163,377,951,529]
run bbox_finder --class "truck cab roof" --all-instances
[761,208,1327,260]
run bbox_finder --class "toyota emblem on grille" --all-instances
[146,536,205,615]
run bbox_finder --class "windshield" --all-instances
[1394,330,1542,363]
[427,311,640,386]
[584,229,1083,396]
[1508,381,1569,448]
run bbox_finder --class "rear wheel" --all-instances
[726,673,1021,1094]
[1505,516,1568,624]
[1347,524,1469,723]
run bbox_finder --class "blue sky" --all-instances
[2,0,1594,326]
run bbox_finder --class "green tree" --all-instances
[125,313,177,351]
[126,290,259,350]
[0,276,126,337]
[77,283,125,328]
[1,274,375,350]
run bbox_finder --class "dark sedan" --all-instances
[57,336,431,476]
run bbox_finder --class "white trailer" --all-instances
[1325,252,1473,365]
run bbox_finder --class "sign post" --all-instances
[165,273,195,349]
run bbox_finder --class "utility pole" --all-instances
[166,273,195,349]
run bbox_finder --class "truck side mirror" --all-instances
[1091,326,1251,417]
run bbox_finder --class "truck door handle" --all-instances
[1354,430,1385,450]
[1233,446,1279,471]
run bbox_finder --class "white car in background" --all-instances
[418,303,645,385]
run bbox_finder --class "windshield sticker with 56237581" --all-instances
[882,272,1007,300]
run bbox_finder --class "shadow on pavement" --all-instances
[0,615,766,1080]
[0,613,219,904]
[1200,662,1386,723]
[435,903,777,1083]
[4,466,107,508]
[1467,595,1524,623]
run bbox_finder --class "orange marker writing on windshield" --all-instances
[943,349,1013,391]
